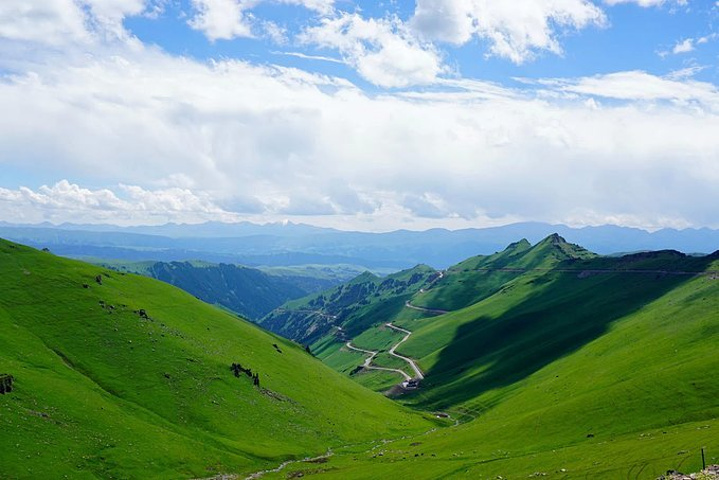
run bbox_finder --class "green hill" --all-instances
[99,260,348,320]
[0,239,434,479]
[4,235,717,479]
[260,264,439,344]
[265,235,603,392]
[411,233,596,312]
[254,237,719,478]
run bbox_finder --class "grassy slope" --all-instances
[399,253,715,409]
[312,314,427,393]
[313,326,412,393]
[309,236,598,393]
[145,261,307,320]
[411,234,595,311]
[0,240,434,479]
[261,265,438,344]
[259,255,719,479]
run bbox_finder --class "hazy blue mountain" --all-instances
[1,221,717,269]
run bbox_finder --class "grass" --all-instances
[257,257,719,478]
[262,264,438,344]
[411,234,595,312]
[271,235,719,478]
[352,369,406,392]
[371,353,410,374]
[351,324,405,352]
[0,239,435,479]
[4,235,717,479]
[261,418,718,479]
[312,324,413,393]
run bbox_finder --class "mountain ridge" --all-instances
[2,221,717,269]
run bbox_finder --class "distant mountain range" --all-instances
[1,220,717,269]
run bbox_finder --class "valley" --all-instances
[256,234,719,478]
[1,235,717,479]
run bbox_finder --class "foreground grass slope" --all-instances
[0,239,433,479]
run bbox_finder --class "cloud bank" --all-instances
[0,0,717,230]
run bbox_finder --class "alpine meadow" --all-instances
[1,0,718,479]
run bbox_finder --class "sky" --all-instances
[0,0,718,231]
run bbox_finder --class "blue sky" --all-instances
[123,0,719,85]
[0,0,718,230]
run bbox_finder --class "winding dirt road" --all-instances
[345,322,425,385]
[345,341,412,382]
[404,301,449,315]
[384,323,424,380]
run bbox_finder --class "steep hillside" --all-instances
[256,243,719,479]
[267,235,602,392]
[146,261,308,320]
[260,265,439,344]
[411,234,596,311]
[0,239,433,479]
[398,249,716,409]
[100,260,345,320]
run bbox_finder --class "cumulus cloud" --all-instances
[0,0,149,45]
[1,0,718,230]
[1,44,718,229]
[299,13,445,87]
[0,0,90,45]
[189,0,334,41]
[410,0,607,63]
[0,181,240,225]
[189,0,256,41]
[672,38,694,54]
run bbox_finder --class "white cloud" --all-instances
[604,0,687,6]
[0,0,150,45]
[262,21,288,44]
[696,33,718,45]
[540,70,719,106]
[188,0,334,41]
[660,34,717,58]
[280,0,334,15]
[411,0,607,64]
[0,0,90,45]
[189,0,256,41]
[272,51,344,63]
[672,38,694,54]
[299,13,445,87]
[667,65,707,80]
[1,44,718,229]
[0,181,240,225]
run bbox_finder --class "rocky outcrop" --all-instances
[658,465,719,479]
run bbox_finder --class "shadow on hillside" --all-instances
[412,257,714,410]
